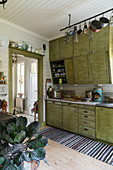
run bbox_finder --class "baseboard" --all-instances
[40,121,46,127]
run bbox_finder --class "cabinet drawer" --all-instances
[62,102,78,108]
[79,104,95,111]
[79,114,95,121]
[47,101,62,105]
[79,125,95,138]
[79,109,95,116]
[79,119,95,128]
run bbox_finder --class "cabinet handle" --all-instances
[84,128,88,131]
[84,115,88,118]
[75,109,78,112]
[101,109,104,111]
[84,121,88,124]
[84,111,88,113]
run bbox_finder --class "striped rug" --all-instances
[39,126,113,166]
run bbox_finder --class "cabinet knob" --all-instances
[75,109,78,112]
[84,111,88,113]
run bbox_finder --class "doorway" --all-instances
[9,47,43,124]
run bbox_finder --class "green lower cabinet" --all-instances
[64,58,74,84]
[46,101,62,128]
[96,107,113,143]
[88,51,110,84]
[62,105,78,133]
[73,55,89,84]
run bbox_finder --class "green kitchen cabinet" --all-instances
[60,36,73,59]
[46,101,62,128]
[90,25,109,53]
[96,107,113,143]
[88,51,110,84]
[74,33,89,56]
[62,104,78,133]
[73,55,89,84]
[64,58,74,84]
[49,38,60,61]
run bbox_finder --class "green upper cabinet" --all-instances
[90,25,109,53]
[73,55,89,84]
[74,33,89,56]
[88,51,110,84]
[64,58,74,84]
[60,36,73,59]
[96,107,113,143]
[49,38,60,61]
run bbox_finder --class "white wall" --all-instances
[0,18,51,120]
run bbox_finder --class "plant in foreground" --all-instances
[0,116,48,170]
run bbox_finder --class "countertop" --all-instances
[45,98,113,108]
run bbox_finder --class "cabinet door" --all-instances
[46,103,62,128]
[90,25,109,53]
[60,36,73,59]
[88,52,110,84]
[96,107,113,143]
[73,55,89,84]
[49,39,60,61]
[74,33,89,56]
[64,58,74,84]
[62,106,78,133]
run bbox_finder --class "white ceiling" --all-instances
[0,0,113,40]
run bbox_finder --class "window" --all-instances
[17,63,24,97]
[31,62,36,74]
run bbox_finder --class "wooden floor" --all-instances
[38,138,113,170]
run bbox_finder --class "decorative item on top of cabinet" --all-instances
[50,60,67,84]
[49,38,60,61]
[90,25,109,53]
[74,33,89,56]
[73,54,89,84]
[64,58,74,84]
[88,51,110,84]
[96,107,113,143]
[60,36,73,59]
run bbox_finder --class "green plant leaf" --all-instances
[0,122,6,140]
[26,121,40,139]
[0,144,22,157]
[7,122,16,137]
[29,148,46,161]
[4,134,15,144]
[16,117,27,132]
[22,152,31,162]
[17,163,25,170]
[13,151,23,166]
[29,138,48,149]
[14,130,26,143]
[0,156,5,165]
[2,162,18,170]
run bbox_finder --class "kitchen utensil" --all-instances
[83,22,87,33]
[90,19,102,32]
[109,11,113,26]
[64,32,69,44]
[99,16,109,27]
[74,26,78,42]
[69,29,75,36]
[77,25,82,35]
[87,22,93,38]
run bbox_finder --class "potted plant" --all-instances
[0,116,48,170]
